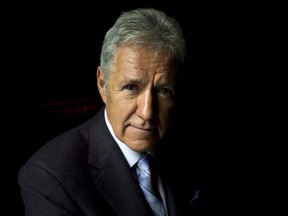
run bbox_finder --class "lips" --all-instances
[132,125,157,131]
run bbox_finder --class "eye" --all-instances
[123,84,139,91]
[157,87,175,97]
[158,88,171,94]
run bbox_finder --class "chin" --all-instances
[128,141,156,153]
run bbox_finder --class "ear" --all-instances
[97,66,107,104]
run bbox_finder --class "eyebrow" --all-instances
[119,76,176,87]
[119,77,144,85]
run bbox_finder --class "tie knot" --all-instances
[137,153,156,174]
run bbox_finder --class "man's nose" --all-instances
[136,90,154,120]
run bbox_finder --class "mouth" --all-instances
[127,124,160,145]
[132,125,157,131]
[128,125,158,136]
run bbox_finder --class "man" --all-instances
[18,8,201,216]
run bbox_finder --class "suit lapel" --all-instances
[87,108,154,216]
[158,166,180,216]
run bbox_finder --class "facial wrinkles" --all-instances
[131,53,172,86]
[103,47,178,153]
[110,47,175,118]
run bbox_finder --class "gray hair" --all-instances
[100,8,186,82]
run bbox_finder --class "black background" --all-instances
[7,1,278,215]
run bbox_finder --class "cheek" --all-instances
[108,101,133,128]
[159,103,175,123]
[159,100,176,114]
[107,108,123,134]
[159,103,175,120]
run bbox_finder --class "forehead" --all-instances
[113,47,178,79]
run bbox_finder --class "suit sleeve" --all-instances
[18,162,79,216]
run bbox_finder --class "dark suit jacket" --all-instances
[19,107,201,216]
[18,106,249,215]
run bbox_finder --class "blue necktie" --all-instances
[136,153,166,216]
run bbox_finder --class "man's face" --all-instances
[97,47,178,153]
